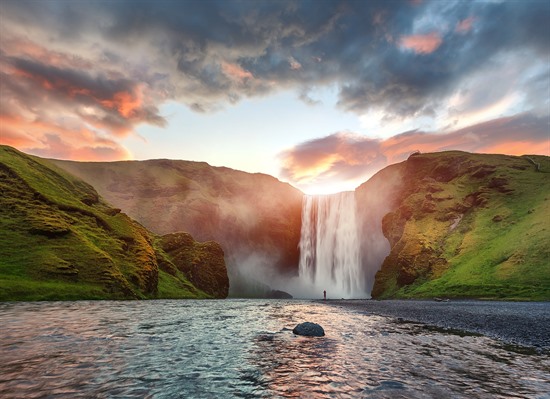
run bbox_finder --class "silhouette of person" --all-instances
[323,290,326,300]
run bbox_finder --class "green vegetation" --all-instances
[0,146,228,301]
[371,151,550,301]
[159,233,229,298]
[4,145,546,301]
[52,156,303,285]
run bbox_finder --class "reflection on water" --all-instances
[0,300,548,398]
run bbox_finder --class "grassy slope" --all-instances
[0,145,211,301]
[52,158,304,278]
[372,151,550,300]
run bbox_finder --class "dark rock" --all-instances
[267,290,293,299]
[487,177,514,193]
[81,193,99,205]
[160,232,229,298]
[105,208,121,216]
[471,167,496,178]
[293,322,325,337]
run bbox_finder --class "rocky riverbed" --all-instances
[326,299,550,351]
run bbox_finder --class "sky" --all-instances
[0,0,548,194]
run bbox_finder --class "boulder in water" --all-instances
[293,322,325,337]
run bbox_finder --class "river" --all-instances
[1,300,548,398]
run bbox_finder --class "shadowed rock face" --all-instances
[53,158,303,296]
[354,162,404,295]
[160,232,229,299]
[369,151,550,300]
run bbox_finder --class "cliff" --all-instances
[52,158,303,296]
[159,233,229,298]
[0,146,229,301]
[368,151,550,300]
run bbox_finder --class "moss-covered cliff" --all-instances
[52,157,303,296]
[370,151,550,300]
[0,146,229,301]
[159,233,229,298]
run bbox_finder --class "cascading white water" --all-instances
[298,192,364,298]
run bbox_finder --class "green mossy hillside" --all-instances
[0,146,227,301]
[52,157,303,294]
[371,151,550,300]
[159,233,229,298]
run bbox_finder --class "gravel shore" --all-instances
[324,299,550,350]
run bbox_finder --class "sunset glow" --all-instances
[0,0,548,193]
[399,32,443,54]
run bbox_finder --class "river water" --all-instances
[1,300,548,398]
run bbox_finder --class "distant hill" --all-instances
[5,145,547,301]
[52,158,303,296]
[0,146,228,301]
[364,151,550,300]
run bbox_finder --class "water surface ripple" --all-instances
[1,300,548,398]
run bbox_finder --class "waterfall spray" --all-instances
[298,192,364,298]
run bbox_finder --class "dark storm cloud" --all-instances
[0,0,548,160]
[2,0,548,115]
[3,55,165,133]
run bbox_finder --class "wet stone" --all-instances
[293,322,325,337]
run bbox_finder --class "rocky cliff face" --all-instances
[159,233,229,298]
[354,162,404,294]
[53,158,303,296]
[369,151,550,300]
[0,146,229,301]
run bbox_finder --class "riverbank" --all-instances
[323,299,550,351]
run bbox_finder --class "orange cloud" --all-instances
[33,134,131,161]
[221,61,254,82]
[12,62,144,124]
[288,57,302,71]
[1,35,166,148]
[456,17,475,34]
[399,32,442,54]
[99,86,144,118]
[279,113,549,192]
[0,114,131,161]
[481,140,549,156]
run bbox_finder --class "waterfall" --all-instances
[298,192,364,298]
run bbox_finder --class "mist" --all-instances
[229,163,404,299]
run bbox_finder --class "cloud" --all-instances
[0,113,130,161]
[221,62,254,82]
[0,0,548,161]
[279,113,549,192]
[6,56,165,133]
[399,32,442,54]
[455,17,475,34]
[29,133,131,161]
[2,0,548,117]
[0,35,165,160]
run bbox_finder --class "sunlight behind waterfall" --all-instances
[300,181,362,196]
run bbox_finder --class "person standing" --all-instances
[323,290,326,300]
